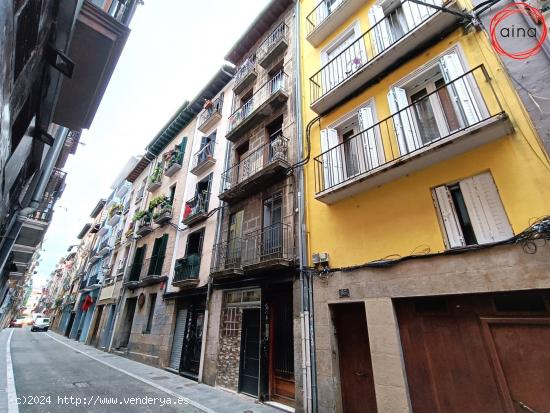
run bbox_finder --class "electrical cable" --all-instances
[315,216,550,275]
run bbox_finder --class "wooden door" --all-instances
[89,305,104,347]
[396,292,550,413]
[239,308,261,396]
[332,303,377,413]
[481,317,550,413]
[269,290,295,404]
[119,297,137,348]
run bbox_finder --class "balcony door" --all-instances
[316,0,344,26]
[197,131,215,164]
[388,51,484,156]
[129,245,146,281]
[227,210,244,267]
[262,194,282,260]
[183,229,204,279]
[267,116,284,162]
[147,234,168,276]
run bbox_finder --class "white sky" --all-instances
[34,0,270,287]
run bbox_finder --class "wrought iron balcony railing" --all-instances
[211,238,244,273]
[182,192,210,224]
[306,0,345,35]
[104,0,138,25]
[234,56,257,85]
[313,65,505,194]
[173,254,201,283]
[211,223,294,273]
[228,71,288,134]
[198,96,224,130]
[257,22,288,66]
[126,255,165,283]
[242,223,294,266]
[192,141,216,171]
[310,0,443,104]
[221,135,289,193]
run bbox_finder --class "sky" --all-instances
[34,0,270,287]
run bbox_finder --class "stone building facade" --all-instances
[203,1,303,410]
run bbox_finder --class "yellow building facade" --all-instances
[299,0,550,411]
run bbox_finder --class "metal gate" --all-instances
[169,308,188,370]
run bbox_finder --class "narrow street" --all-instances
[8,328,203,413]
[2,329,279,413]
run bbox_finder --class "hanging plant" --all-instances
[148,195,170,210]
[149,164,163,183]
[132,210,149,222]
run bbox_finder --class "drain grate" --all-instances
[73,382,91,388]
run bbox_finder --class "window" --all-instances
[320,102,383,188]
[316,0,344,26]
[433,172,513,249]
[197,131,216,164]
[147,234,168,276]
[321,24,365,93]
[135,179,146,204]
[388,50,484,156]
[169,185,176,204]
[222,307,240,337]
[144,293,157,334]
[185,229,205,257]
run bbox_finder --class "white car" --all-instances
[31,317,50,332]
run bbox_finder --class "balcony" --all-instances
[198,96,224,133]
[219,135,289,203]
[211,223,294,279]
[210,239,244,279]
[163,146,184,177]
[125,256,167,290]
[172,254,201,288]
[243,223,294,271]
[314,65,513,204]
[135,215,153,236]
[309,0,462,114]
[52,0,135,131]
[182,192,210,226]
[152,201,173,225]
[233,57,258,95]
[97,238,111,256]
[107,204,123,226]
[257,23,288,69]
[190,141,216,176]
[226,71,289,142]
[147,164,163,192]
[114,229,123,246]
[16,169,67,249]
[306,0,366,47]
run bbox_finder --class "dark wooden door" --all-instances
[481,317,550,413]
[239,308,261,396]
[332,303,377,413]
[180,305,205,378]
[269,290,295,404]
[65,313,75,337]
[89,305,103,347]
[119,297,137,348]
[395,292,550,413]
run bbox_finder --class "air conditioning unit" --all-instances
[312,252,329,265]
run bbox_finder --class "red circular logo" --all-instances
[490,2,548,60]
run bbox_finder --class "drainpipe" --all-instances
[294,1,316,411]
[198,110,231,381]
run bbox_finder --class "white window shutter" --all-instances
[434,185,465,248]
[368,6,393,54]
[388,87,417,155]
[320,129,342,189]
[439,52,481,126]
[459,172,513,243]
[358,106,381,170]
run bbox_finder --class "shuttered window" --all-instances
[147,234,168,276]
[434,172,513,248]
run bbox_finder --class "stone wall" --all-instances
[202,289,223,385]
[215,306,243,391]
[313,244,550,413]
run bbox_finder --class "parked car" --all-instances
[9,318,24,328]
[31,318,50,332]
